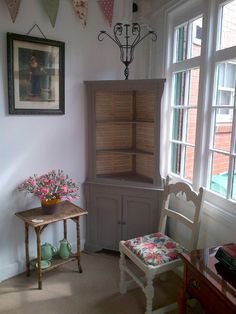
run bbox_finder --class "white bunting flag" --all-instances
[72,0,88,28]
[5,0,21,23]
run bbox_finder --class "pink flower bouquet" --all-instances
[17,169,80,202]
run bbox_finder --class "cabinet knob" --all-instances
[190,279,200,289]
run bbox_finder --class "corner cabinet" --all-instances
[84,79,165,251]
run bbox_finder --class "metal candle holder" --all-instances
[98,23,157,80]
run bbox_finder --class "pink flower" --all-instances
[67,196,73,202]
[40,187,49,195]
[153,232,163,238]
[167,252,178,260]
[165,242,177,249]
[62,185,68,193]
[144,243,156,249]
[17,170,80,202]
[155,254,164,264]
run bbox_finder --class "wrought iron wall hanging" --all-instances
[98,23,157,80]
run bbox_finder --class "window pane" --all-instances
[190,17,202,58]
[173,72,186,106]
[232,159,236,200]
[210,152,230,196]
[213,109,233,152]
[186,109,197,144]
[219,0,236,50]
[172,109,184,141]
[171,143,182,175]
[216,61,236,99]
[188,68,200,107]
[175,24,187,62]
[184,145,195,181]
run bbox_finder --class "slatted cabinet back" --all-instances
[85,80,165,185]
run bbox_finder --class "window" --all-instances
[167,0,236,204]
[218,0,236,50]
[170,16,202,182]
[210,0,236,200]
[216,61,236,122]
[174,17,202,62]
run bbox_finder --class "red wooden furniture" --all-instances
[179,246,236,313]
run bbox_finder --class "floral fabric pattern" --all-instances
[124,232,187,266]
[72,0,88,28]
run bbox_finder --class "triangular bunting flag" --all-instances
[72,0,88,28]
[42,0,60,28]
[98,0,114,27]
[5,0,21,23]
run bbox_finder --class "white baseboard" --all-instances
[0,261,24,283]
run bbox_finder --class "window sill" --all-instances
[203,189,236,224]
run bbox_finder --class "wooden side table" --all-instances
[179,246,236,313]
[15,201,88,289]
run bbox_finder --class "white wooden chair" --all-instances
[119,176,204,314]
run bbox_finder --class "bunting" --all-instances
[42,0,60,28]
[72,0,88,28]
[98,0,114,27]
[5,0,21,23]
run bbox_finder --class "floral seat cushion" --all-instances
[124,232,187,266]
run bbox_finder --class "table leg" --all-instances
[178,267,187,314]
[25,222,30,277]
[63,219,67,239]
[178,286,187,313]
[35,227,42,289]
[76,216,82,273]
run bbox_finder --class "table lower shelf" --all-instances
[30,254,77,272]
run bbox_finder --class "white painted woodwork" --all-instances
[119,175,204,313]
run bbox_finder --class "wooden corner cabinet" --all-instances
[84,79,165,251]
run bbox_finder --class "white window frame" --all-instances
[163,0,236,216]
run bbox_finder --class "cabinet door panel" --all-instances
[95,193,122,250]
[122,196,157,240]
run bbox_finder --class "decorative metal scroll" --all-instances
[98,23,157,80]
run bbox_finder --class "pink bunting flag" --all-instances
[98,0,114,27]
[72,0,88,28]
[5,0,21,23]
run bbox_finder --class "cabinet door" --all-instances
[95,193,122,250]
[122,195,157,240]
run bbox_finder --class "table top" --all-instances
[15,201,88,227]
[180,245,236,307]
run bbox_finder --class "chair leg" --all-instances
[144,273,154,314]
[119,250,127,294]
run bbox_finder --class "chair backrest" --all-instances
[159,176,204,251]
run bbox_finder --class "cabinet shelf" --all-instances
[96,148,154,156]
[96,120,154,124]
[97,172,153,184]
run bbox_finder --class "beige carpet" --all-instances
[0,251,181,314]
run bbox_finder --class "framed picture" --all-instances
[7,33,65,114]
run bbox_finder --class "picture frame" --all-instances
[7,33,65,114]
